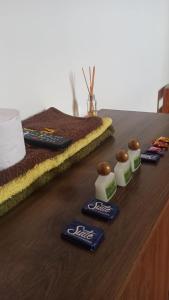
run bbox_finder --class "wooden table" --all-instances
[0,109,169,300]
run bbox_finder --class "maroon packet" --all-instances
[146,146,165,156]
[152,140,168,150]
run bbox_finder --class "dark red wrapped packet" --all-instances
[146,146,165,156]
[152,140,168,150]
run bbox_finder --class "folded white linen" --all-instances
[0,108,26,170]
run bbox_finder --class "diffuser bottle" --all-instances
[95,162,117,202]
[114,150,132,187]
[128,139,141,172]
[87,94,97,117]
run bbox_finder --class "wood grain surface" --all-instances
[119,196,169,300]
[0,109,169,300]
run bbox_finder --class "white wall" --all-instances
[0,0,169,118]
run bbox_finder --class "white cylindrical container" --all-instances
[0,108,26,171]
[114,150,132,187]
[95,162,117,202]
[128,139,141,172]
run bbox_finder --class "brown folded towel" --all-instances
[0,107,103,186]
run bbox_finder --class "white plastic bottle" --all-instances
[128,139,141,172]
[114,150,132,187]
[95,162,117,202]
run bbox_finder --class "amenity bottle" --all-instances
[114,150,132,187]
[128,139,141,172]
[95,162,117,202]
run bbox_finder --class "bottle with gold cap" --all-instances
[114,150,132,187]
[128,139,141,172]
[95,162,117,202]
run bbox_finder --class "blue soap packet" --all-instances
[82,199,119,221]
[141,153,160,163]
[61,220,104,251]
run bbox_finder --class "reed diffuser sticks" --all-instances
[69,72,79,117]
[82,66,97,116]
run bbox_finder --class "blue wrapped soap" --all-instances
[141,153,160,163]
[82,198,119,221]
[61,220,104,251]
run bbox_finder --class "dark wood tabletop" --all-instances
[0,109,169,300]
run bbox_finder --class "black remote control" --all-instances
[23,128,72,150]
